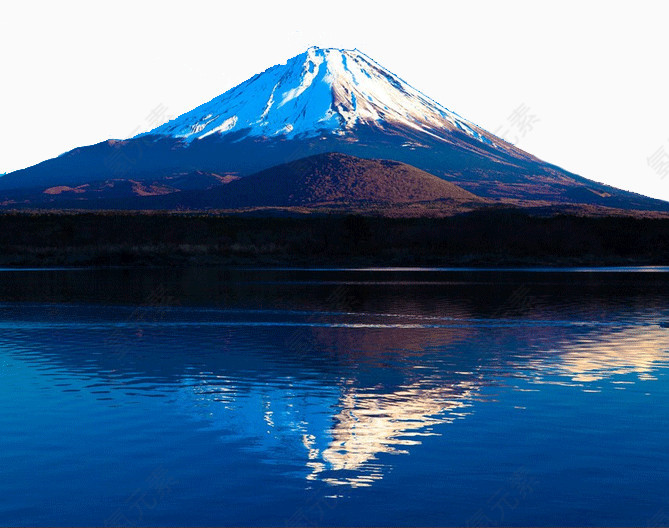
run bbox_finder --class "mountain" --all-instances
[1,46,667,213]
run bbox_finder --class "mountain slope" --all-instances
[203,152,485,208]
[145,47,511,152]
[0,47,667,213]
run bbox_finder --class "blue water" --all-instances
[1,267,668,526]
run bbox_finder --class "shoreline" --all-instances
[0,253,668,269]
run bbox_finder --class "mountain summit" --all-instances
[0,46,667,213]
[147,47,495,147]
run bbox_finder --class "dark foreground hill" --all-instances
[136,152,487,211]
[203,152,484,207]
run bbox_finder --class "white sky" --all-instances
[1,0,669,201]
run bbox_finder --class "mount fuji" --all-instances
[145,47,499,147]
[1,46,667,213]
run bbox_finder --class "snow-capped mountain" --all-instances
[1,46,667,213]
[146,46,494,147]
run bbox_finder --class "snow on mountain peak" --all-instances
[145,47,492,146]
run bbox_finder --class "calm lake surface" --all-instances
[1,267,669,526]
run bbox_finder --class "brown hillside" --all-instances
[216,152,485,207]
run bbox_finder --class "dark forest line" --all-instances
[0,210,667,267]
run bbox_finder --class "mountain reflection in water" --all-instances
[1,267,669,526]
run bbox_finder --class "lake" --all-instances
[1,267,668,526]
